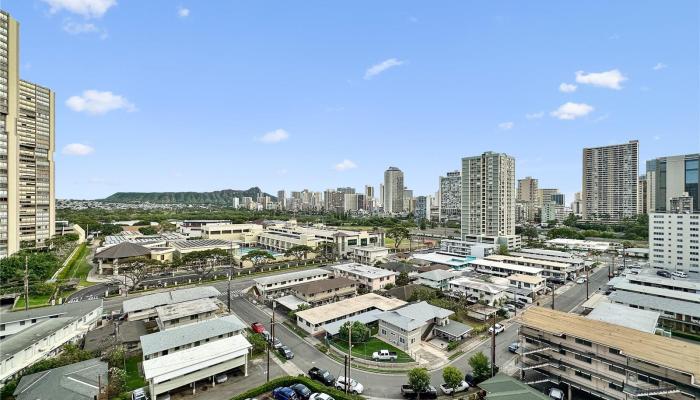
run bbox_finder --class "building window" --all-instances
[638,374,660,386]
[575,354,592,364]
[608,365,625,374]
[575,371,591,380]
[575,338,592,347]
[609,348,621,355]
[608,382,623,392]
[381,329,387,335]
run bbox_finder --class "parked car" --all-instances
[372,349,398,361]
[289,384,312,400]
[463,374,475,386]
[273,387,298,400]
[278,345,294,360]
[439,381,469,395]
[334,376,364,394]
[308,367,335,386]
[672,271,688,278]
[269,337,283,349]
[503,304,516,312]
[547,387,565,400]
[515,300,527,309]
[400,385,438,399]
[508,342,520,353]
[214,373,228,384]
[576,277,587,284]
[251,322,266,334]
[489,323,505,335]
[132,389,149,400]
[309,394,334,400]
[656,270,672,278]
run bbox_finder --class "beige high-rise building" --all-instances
[0,11,55,257]
[383,166,404,214]
[582,140,638,221]
[516,176,538,203]
[461,151,515,237]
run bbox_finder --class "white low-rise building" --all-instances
[469,258,543,278]
[351,246,389,265]
[200,223,263,245]
[253,268,330,298]
[546,238,610,252]
[122,286,221,321]
[257,221,385,255]
[448,277,509,306]
[0,300,103,384]
[439,239,496,258]
[330,262,396,291]
[416,270,460,291]
[486,254,574,280]
[508,274,546,303]
[155,298,222,330]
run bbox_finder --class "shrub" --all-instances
[230,376,364,400]
[447,340,460,351]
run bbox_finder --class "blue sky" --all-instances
[5,0,699,201]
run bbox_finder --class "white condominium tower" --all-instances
[0,11,55,257]
[516,176,538,203]
[383,166,404,214]
[581,140,638,221]
[439,170,461,222]
[461,151,515,238]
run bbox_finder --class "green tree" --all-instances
[105,345,125,369]
[442,366,463,395]
[287,303,310,319]
[496,244,509,256]
[386,225,410,250]
[241,249,275,267]
[407,368,431,400]
[107,367,126,398]
[338,320,371,343]
[248,331,268,355]
[396,271,410,286]
[138,226,158,235]
[468,351,491,383]
[284,245,313,260]
[97,223,123,236]
[384,283,395,290]
[315,242,337,259]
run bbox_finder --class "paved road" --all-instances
[228,295,520,399]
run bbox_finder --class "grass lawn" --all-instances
[124,356,147,391]
[13,294,52,309]
[58,243,91,282]
[331,337,413,363]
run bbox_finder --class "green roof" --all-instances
[479,374,549,400]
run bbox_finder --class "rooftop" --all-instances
[275,294,310,311]
[434,319,473,337]
[469,259,544,275]
[13,358,108,400]
[143,334,251,383]
[155,297,220,322]
[487,254,572,269]
[291,277,357,296]
[613,281,700,303]
[169,239,237,250]
[412,252,472,267]
[587,302,660,333]
[83,320,148,352]
[94,241,151,259]
[517,247,579,259]
[122,286,221,313]
[508,274,545,285]
[627,275,700,291]
[324,309,385,336]
[379,262,419,274]
[140,314,246,356]
[331,263,397,279]
[295,293,406,325]
[608,290,700,318]
[450,277,509,295]
[0,299,102,325]
[478,373,549,400]
[520,307,700,380]
[418,269,460,281]
[254,268,329,286]
[377,301,453,331]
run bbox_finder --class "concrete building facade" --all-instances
[582,140,639,221]
[649,212,700,276]
[461,152,516,239]
[439,170,461,222]
[646,154,699,213]
[384,166,404,214]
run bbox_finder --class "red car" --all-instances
[251,322,266,334]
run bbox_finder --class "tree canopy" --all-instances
[407,368,431,395]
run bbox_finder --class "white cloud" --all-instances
[559,83,577,93]
[42,0,116,18]
[525,111,544,120]
[62,20,97,34]
[62,143,94,155]
[66,90,136,115]
[364,58,404,80]
[652,62,667,71]
[550,102,594,120]
[575,69,627,90]
[177,6,190,17]
[334,159,357,171]
[258,129,289,144]
[498,122,514,130]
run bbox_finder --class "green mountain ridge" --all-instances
[102,187,277,204]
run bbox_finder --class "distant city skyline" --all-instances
[2,1,697,201]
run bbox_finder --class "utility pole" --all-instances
[491,312,496,378]
[586,263,590,300]
[346,324,352,394]
[24,256,28,311]
[550,280,555,310]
